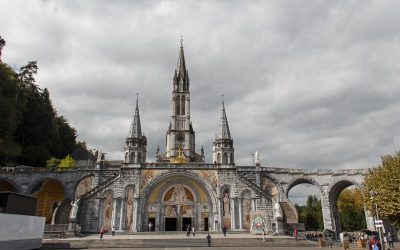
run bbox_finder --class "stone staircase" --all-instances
[41,236,319,249]
[80,171,119,200]
[237,173,272,200]
[279,201,298,224]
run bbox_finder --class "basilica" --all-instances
[0,42,369,236]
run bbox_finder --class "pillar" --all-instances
[118,198,124,230]
[321,187,334,231]
[231,198,236,229]
[155,202,161,231]
[238,198,243,229]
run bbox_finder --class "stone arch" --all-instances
[30,178,67,224]
[0,177,18,192]
[139,170,218,231]
[285,176,322,198]
[74,173,95,200]
[328,178,362,235]
[130,152,135,163]
[175,95,180,115]
[222,153,228,164]
[181,95,185,115]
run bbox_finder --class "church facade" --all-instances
[0,43,372,236]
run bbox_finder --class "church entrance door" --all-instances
[165,218,177,231]
[182,217,192,231]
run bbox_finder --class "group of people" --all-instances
[367,232,395,250]
[99,226,116,238]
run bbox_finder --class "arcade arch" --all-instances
[30,179,68,224]
[329,180,366,234]
[140,172,217,232]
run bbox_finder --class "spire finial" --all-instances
[221,94,225,107]
[180,35,183,48]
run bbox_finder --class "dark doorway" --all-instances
[148,218,155,231]
[204,218,209,231]
[165,218,177,231]
[182,217,192,231]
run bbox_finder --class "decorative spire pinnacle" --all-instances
[128,94,142,138]
[218,95,231,139]
[176,37,187,77]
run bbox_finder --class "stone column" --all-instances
[238,198,243,229]
[196,203,201,230]
[230,198,236,229]
[133,198,139,232]
[251,198,256,211]
[217,198,222,231]
[321,187,334,231]
[119,198,124,230]
[155,202,161,231]
[111,198,117,228]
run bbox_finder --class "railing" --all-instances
[0,165,96,174]
[143,163,229,169]
[79,172,119,200]
[237,173,272,200]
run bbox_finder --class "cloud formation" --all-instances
[1,0,399,178]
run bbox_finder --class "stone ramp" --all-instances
[41,237,318,249]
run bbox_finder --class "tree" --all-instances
[57,155,75,171]
[46,157,60,169]
[362,151,400,227]
[296,195,323,230]
[338,189,366,231]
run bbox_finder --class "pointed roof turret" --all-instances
[218,98,231,139]
[128,95,142,139]
[174,38,189,91]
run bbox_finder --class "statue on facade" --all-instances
[96,149,103,163]
[255,151,260,165]
[70,199,81,220]
[274,201,282,218]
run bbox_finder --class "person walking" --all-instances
[148,221,153,232]
[111,226,115,236]
[387,232,394,249]
[99,226,105,239]
[186,224,191,237]
[206,233,211,247]
[294,228,298,240]
[192,225,196,237]
[262,229,266,242]
[222,226,227,237]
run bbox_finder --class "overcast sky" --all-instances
[1,0,399,203]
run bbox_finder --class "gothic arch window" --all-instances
[229,153,234,164]
[222,153,228,164]
[130,152,135,163]
[217,153,221,164]
[175,95,180,115]
[181,95,185,115]
[137,152,142,163]
[125,152,129,163]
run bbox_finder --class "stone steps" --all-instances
[41,237,318,249]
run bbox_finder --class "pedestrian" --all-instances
[186,224,191,237]
[369,236,382,250]
[148,221,153,232]
[111,226,115,236]
[222,226,227,237]
[387,232,394,249]
[262,229,266,242]
[206,233,211,247]
[294,228,298,240]
[99,226,105,238]
[192,225,196,237]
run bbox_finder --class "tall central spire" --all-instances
[176,38,186,78]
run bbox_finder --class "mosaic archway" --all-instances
[31,179,66,224]
[141,171,217,232]
[125,185,135,230]
[102,190,114,231]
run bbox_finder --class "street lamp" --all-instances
[369,190,385,250]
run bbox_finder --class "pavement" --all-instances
[41,232,400,250]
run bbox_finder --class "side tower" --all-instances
[124,97,147,164]
[157,41,203,162]
[213,99,234,165]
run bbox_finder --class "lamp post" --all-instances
[369,190,385,250]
